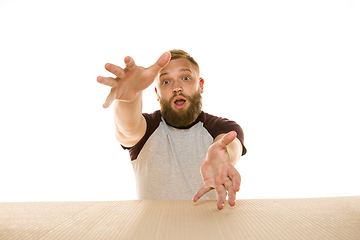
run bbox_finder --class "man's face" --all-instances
[155,58,204,128]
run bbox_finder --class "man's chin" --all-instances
[162,108,196,128]
[159,90,202,128]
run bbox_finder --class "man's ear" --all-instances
[199,77,204,93]
[155,87,159,101]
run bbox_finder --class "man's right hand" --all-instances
[97,52,171,108]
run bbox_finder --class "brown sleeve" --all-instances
[202,112,247,156]
[121,110,162,161]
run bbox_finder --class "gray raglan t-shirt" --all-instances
[123,110,246,200]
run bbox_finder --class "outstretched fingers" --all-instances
[193,184,212,202]
[97,76,117,88]
[105,63,126,78]
[229,166,241,192]
[222,178,236,207]
[124,56,137,71]
[216,185,227,210]
[194,182,234,210]
[98,52,170,108]
[102,88,116,109]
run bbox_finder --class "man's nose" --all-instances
[172,80,183,93]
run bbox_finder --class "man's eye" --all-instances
[182,76,191,81]
[163,80,170,85]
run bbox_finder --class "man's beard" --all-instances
[159,90,202,128]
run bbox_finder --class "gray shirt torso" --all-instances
[126,110,246,200]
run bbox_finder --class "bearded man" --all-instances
[97,50,247,210]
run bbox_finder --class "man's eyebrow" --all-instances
[159,69,192,78]
[159,72,168,78]
[180,68,192,73]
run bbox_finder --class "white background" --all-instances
[1,0,359,202]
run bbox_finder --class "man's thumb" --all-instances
[149,52,171,74]
[219,131,237,149]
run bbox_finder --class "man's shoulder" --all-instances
[142,110,163,137]
[125,110,162,161]
[143,110,162,121]
[201,111,232,126]
[201,111,245,150]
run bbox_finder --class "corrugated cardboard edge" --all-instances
[0,196,359,240]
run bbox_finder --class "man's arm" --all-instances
[97,52,171,146]
[114,93,146,147]
[193,131,243,210]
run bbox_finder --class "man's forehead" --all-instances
[159,58,196,76]
[159,68,192,78]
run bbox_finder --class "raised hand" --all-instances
[193,131,241,210]
[97,52,171,108]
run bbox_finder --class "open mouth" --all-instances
[173,96,187,109]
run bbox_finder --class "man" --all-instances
[97,50,247,210]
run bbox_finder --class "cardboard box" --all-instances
[0,196,359,239]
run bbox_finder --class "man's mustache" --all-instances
[170,93,188,102]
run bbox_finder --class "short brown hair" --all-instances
[169,49,200,74]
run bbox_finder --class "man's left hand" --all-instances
[193,131,241,210]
